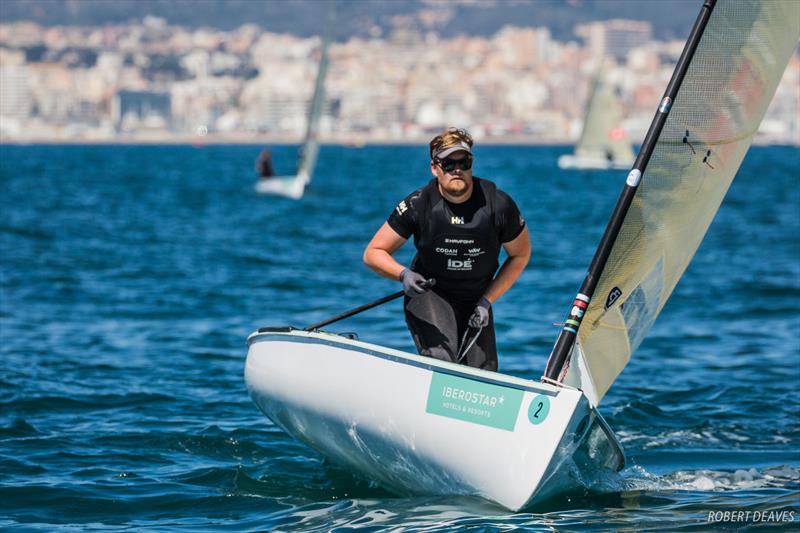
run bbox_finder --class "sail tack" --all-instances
[564,0,800,405]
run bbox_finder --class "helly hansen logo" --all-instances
[451,216,464,224]
[396,200,408,216]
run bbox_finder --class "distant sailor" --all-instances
[256,148,275,179]
[363,127,530,370]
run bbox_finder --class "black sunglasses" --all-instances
[437,155,473,172]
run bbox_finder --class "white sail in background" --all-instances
[255,2,334,199]
[558,70,635,170]
[295,5,332,183]
[565,0,800,405]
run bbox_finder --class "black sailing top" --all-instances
[387,177,526,303]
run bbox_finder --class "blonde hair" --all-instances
[429,127,473,159]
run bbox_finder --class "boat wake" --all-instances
[625,465,799,492]
[590,464,800,494]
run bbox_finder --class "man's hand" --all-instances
[400,269,430,297]
[468,296,491,328]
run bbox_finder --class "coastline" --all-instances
[1,134,796,147]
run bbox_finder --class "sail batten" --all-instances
[556,0,799,404]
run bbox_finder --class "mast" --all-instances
[302,1,334,146]
[543,0,717,382]
[296,1,335,179]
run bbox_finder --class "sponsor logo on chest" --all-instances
[447,258,474,270]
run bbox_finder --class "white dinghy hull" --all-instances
[245,329,623,511]
[557,154,634,171]
[254,171,310,200]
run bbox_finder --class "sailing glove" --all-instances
[400,268,430,297]
[468,296,492,328]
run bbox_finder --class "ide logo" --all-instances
[605,287,622,309]
[448,259,474,270]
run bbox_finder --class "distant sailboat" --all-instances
[558,69,635,170]
[255,3,334,199]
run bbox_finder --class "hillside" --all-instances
[0,0,698,41]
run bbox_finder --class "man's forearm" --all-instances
[484,255,528,303]
[363,248,405,280]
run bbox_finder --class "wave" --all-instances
[616,464,800,493]
[1,392,175,413]
[0,418,41,439]
[0,224,53,242]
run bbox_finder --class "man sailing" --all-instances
[256,148,275,179]
[364,127,530,371]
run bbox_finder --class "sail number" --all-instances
[527,395,550,425]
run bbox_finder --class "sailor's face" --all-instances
[431,152,473,198]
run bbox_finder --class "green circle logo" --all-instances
[528,395,550,425]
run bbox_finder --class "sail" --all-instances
[296,3,334,181]
[565,0,799,405]
[574,72,634,164]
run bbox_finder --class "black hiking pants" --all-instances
[403,290,498,371]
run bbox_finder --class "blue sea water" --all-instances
[1,143,798,531]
